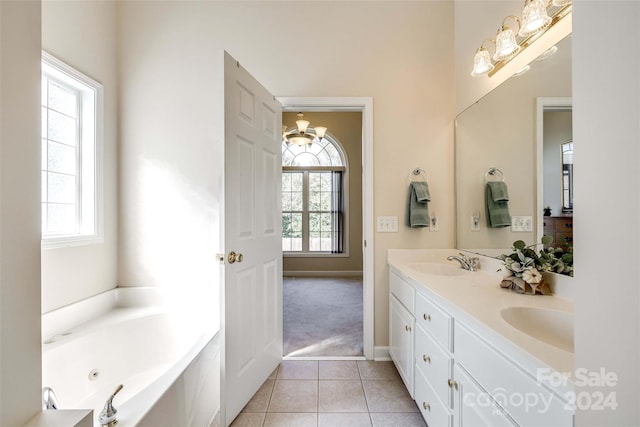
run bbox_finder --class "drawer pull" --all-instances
[423,354,431,364]
[423,313,431,321]
[448,379,458,390]
[405,325,412,332]
[423,402,431,411]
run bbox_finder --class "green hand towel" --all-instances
[486,181,511,228]
[408,181,430,228]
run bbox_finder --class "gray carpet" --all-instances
[283,276,363,357]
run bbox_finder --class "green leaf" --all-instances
[513,240,526,250]
[562,253,573,264]
[541,235,554,246]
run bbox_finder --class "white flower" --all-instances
[522,267,542,284]
[509,261,524,273]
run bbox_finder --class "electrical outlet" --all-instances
[511,215,533,232]
[377,216,398,233]
[429,215,439,232]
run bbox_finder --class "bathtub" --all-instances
[41,287,220,427]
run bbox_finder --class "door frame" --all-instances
[278,97,374,360]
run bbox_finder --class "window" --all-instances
[282,137,346,255]
[41,52,103,247]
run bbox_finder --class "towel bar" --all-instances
[485,167,505,182]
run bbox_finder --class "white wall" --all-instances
[542,111,572,216]
[41,0,119,313]
[117,0,455,348]
[573,1,640,425]
[0,1,42,424]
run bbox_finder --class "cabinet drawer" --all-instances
[415,324,453,408]
[415,367,453,427]
[390,271,415,314]
[415,292,453,351]
[555,219,573,232]
[455,322,573,426]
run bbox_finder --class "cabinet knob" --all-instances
[423,313,431,321]
[405,325,412,332]
[423,354,431,364]
[423,402,430,411]
[448,379,458,390]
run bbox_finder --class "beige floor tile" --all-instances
[242,379,275,413]
[318,381,368,413]
[319,361,360,380]
[263,412,317,427]
[268,380,318,413]
[318,413,372,427]
[269,366,279,379]
[362,380,419,413]
[230,412,266,427]
[357,361,401,380]
[277,360,319,379]
[370,412,426,426]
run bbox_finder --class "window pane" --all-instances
[48,141,77,174]
[290,237,302,251]
[282,172,291,191]
[41,173,48,202]
[292,152,319,167]
[46,203,76,234]
[48,80,78,117]
[42,139,48,170]
[291,172,303,191]
[320,231,332,251]
[319,192,331,211]
[41,76,48,107]
[41,107,48,138]
[325,144,343,166]
[48,109,77,146]
[291,213,302,235]
[48,172,76,204]
[309,232,320,251]
[309,213,320,233]
[320,173,331,191]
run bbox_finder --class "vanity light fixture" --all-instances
[471,0,571,77]
[282,113,328,146]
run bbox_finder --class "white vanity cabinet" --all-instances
[389,271,415,396]
[388,266,574,427]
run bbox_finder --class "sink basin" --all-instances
[500,307,574,353]
[406,262,467,277]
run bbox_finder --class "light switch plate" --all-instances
[377,216,398,233]
[511,215,533,232]
[429,215,439,232]
[471,215,480,231]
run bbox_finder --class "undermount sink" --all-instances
[406,262,467,277]
[500,307,574,353]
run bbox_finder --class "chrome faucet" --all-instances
[447,253,480,271]
[42,386,59,410]
[99,384,124,427]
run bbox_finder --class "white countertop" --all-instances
[388,249,574,387]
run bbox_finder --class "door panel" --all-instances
[223,51,283,425]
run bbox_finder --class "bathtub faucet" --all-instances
[42,386,59,410]
[99,384,124,427]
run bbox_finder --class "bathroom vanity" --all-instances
[388,249,574,427]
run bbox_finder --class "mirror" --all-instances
[455,35,572,257]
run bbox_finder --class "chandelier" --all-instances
[471,0,571,77]
[282,113,327,146]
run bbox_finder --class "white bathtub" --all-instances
[42,287,220,427]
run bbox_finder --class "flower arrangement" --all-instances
[498,236,573,295]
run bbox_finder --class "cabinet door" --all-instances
[452,364,517,427]
[389,294,414,397]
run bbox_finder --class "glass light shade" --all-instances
[494,26,521,61]
[471,47,494,76]
[519,0,552,37]
[314,126,327,139]
[296,119,310,133]
[552,0,571,6]
[288,134,314,146]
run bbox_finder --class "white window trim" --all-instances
[41,51,104,249]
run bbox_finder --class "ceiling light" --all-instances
[282,113,328,146]
[494,17,521,61]
[519,0,552,37]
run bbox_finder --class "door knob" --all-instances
[228,251,244,264]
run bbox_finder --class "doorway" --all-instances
[279,98,374,360]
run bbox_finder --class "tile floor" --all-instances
[230,360,426,427]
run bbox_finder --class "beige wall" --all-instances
[543,111,572,216]
[0,1,42,424]
[282,111,363,274]
[117,1,456,349]
[41,0,119,313]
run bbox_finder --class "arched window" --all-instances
[282,136,347,254]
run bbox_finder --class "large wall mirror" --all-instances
[455,35,572,258]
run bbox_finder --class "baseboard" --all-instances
[283,270,363,277]
[374,346,391,361]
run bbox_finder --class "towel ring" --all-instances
[485,167,505,183]
[408,167,428,182]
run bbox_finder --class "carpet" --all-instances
[283,276,363,357]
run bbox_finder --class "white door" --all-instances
[223,51,283,425]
